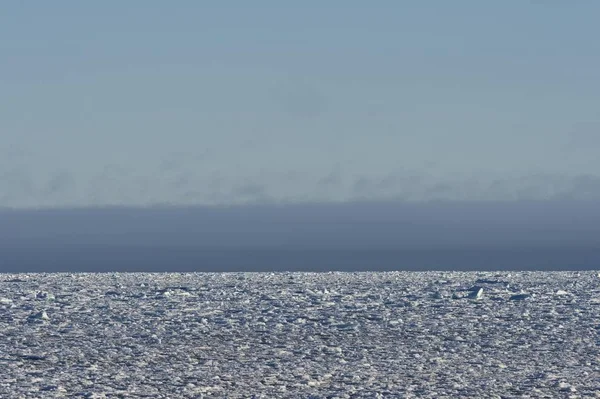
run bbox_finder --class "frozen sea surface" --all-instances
[1,271,599,398]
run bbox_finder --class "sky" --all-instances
[2,2,600,208]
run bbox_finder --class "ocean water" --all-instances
[2,247,600,273]
[3,202,600,273]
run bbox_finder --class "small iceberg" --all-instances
[467,287,484,300]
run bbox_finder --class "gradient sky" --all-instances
[2,2,600,208]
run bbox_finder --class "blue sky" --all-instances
[2,2,600,208]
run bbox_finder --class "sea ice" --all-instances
[0,271,597,397]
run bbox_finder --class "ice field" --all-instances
[1,271,599,398]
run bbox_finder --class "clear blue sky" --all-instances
[2,2,600,208]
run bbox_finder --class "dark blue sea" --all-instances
[2,247,599,273]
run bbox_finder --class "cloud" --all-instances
[565,121,600,152]
[343,171,600,203]
[4,155,600,209]
[556,174,600,200]
[158,150,209,175]
[229,182,271,203]
[0,166,37,205]
[317,167,343,188]
[271,78,328,121]
[45,171,75,196]
[1,145,29,162]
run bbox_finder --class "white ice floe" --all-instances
[468,287,484,300]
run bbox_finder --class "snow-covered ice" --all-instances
[0,271,599,398]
